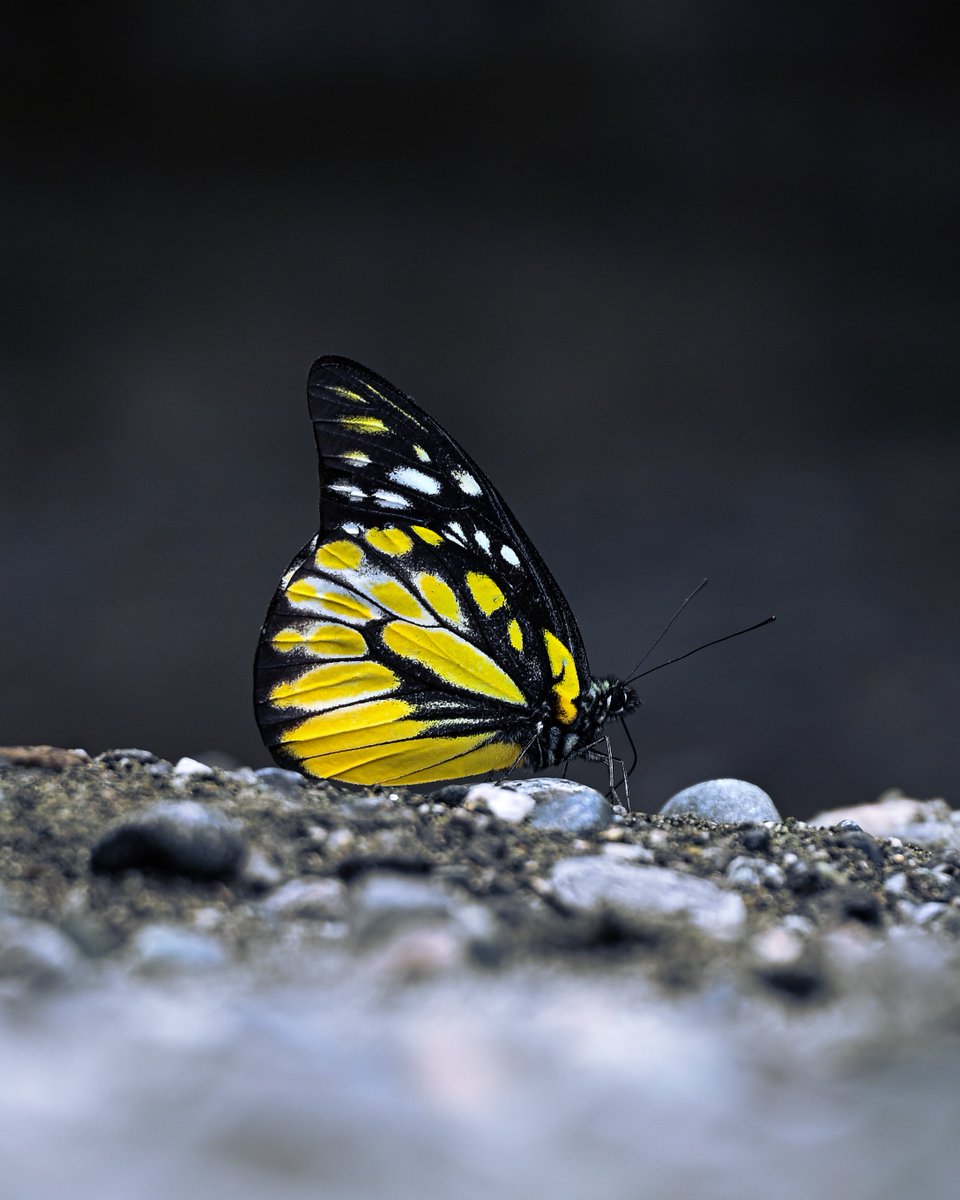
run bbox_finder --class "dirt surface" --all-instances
[3,748,960,1200]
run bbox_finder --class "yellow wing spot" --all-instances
[280,698,421,755]
[315,540,364,571]
[339,450,371,465]
[288,585,375,624]
[287,578,319,604]
[327,385,367,403]
[466,572,506,616]
[382,621,525,705]
[271,624,367,658]
[416,574,462,626]
[339,415,388,434]
[269,661,399,711]
[368,579,427,621]
[508,618,524,652]
[412,525,444,546]
[301,735,523,785]
[413,444,430,462]
[365,527,413,557]
[543,630,581,726]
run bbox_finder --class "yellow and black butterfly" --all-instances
[254,356,639,786]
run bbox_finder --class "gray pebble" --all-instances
[262,878,350,921]
[660,779,780,824]
[90,800,245,880]
[351,872,455,941]
[524,783,613,835]
[239,847,284,891]
[549,856,746,937]
[129,924,226,975]
[0,915,82,987]
[255,766,309,795]
[725,855,785,890]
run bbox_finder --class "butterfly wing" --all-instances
[254,356,591,785]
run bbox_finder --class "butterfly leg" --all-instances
[581,737,630,810]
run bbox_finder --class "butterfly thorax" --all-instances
[524,676,640,768]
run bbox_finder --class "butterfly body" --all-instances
[254,357,638,786]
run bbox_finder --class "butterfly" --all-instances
[254,356,639,787]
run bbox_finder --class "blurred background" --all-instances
[1,2,956,817]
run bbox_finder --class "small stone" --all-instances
[0,745,87,772]
[431,784,471,806]
[0,915,82,986]
[884,872,909,895]
[239,847,284,891]
[750,925,805,966]
[810,793,956,847]
[129,924,226,975]
[229,766,260,786]
[660,779,780,824]
[255,766,308,795]
[262,878,350,921]
[172,756,215,779]
[464,784,535,823]
[912,902,949,925]
[741,827,772,852]
[835,827,886,867]
[351,872,454,941]
[90,800,245,880]
[602,842,655,863]
[325,828,355,853]
[725,856,784,890]
[524,783,613,835]
[908,868,955,903]
[549,856,746,938]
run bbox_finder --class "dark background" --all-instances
[2,3,956,817]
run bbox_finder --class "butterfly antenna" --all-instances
[626,615,776,685]
[625,578,709,680]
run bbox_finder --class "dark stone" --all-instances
[836,828,885,867]
[785,860,818,894]
[741,827,772,853]
[838,888,883,925]
[90,800,245,880]
[431,784,471,806]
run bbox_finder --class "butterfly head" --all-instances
[598,676,640,720]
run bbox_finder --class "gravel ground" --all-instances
[2,747,960,1199]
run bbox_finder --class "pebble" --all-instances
[90,800,246,880]
[239,848,284,891]
[262,878,350,921]
[172,756,216,779]
[464,784,535,823]
[255,766,309,795]
[350,871,455,941]
[514,781,613,835]
[129,924,227,975]
[0,915,82,987]
[602,843,656,863]
[811,792,959,850]
[725,856,785,890]
[660,779,781,824]
[549,856,746,938]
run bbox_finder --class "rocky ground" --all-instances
[2,746,960,1200]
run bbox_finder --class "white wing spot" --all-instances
[329,482,366,501]
[453,470,481,496]
[388,466,441,495]
[446,522,467,545]
[501,545,521,566]
[373,490,411,510]
[474,530,491,554]
[341,523,362,536]
[413,444,431,463]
